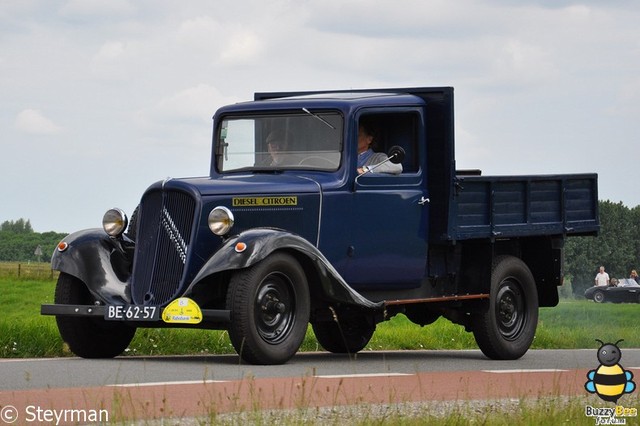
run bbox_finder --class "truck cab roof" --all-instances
[214,91,428,116]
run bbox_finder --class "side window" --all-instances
[358,112,418,174]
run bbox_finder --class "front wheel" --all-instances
[472,256,538,360]
[226,253,310,365]
[593,291,605,303]
[55,273,136,358]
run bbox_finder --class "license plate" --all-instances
[105,305,159,321]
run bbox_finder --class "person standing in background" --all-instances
[594,266,610,287]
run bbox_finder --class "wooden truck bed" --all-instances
[449,173,599,240]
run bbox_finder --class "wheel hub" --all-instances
[262,295,286,315]
[254,275,295,344]
[496,281,525,340]
[499,296,516,322]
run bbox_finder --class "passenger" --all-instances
[630,270,639,284]
[594,266,610,287]
[357,121,402,175]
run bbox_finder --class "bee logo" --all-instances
[585,339,636,403]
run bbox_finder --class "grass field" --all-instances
[0,261,57,280]
[1,271,639,358]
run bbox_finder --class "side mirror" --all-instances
[353,145,406,191]
[387,145,405,164]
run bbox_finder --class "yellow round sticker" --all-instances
[162,297,202,324]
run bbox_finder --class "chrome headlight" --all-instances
[208,206,234,236]
[102,208,128,237]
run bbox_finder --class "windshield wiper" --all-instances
[302,108,336,130]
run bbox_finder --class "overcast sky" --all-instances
[2,0,639,233]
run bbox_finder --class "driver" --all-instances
[357,120,402,175]
[265,130,294,166]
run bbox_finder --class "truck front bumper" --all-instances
[41,304,231,322]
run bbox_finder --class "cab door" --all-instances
[344,174,428,290]
[343,110,428,290]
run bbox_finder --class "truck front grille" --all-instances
[131,190,196,306]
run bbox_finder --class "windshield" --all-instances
[216,111,343,172]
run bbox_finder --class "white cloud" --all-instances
[90,40,131,80]
[490,38,559,87]
[176,15,220,47]
[219,31,264,65]
[95,40,126,61]
[59,0,135,19]
[138,84,234,124]
[2,0,640,232]
[305,0,486,38]
[15,109,63,135]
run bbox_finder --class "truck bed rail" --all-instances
[449,173,599,240]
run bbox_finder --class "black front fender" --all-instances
[51,229,133,304]
[185,228,382,309]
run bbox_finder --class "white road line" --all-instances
[482,369,568,374]
[0,358,63,363]
[315,373,412,379]
[107,379,228,387]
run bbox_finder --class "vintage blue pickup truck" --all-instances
[42,87,599,364]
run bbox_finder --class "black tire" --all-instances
[54,273,136,358]
[312,314,375,354]
[593,291,605,303]
[472,256,538,360]
[226,253,310,365]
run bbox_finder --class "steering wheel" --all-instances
[298,156,339,168]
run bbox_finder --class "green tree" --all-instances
[0,218,33,233]
[565,234,599,296]
[598,201,636,277]
[630,205,640,270]
[564,200,638,297]
[0,219,66,262]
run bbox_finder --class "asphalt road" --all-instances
[2,349,640,391]
[2,349,639,423]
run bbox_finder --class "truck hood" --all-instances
[175,174,322,197]
[167,174,323,251]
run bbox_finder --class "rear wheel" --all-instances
[472,256,538,360]
[226,253,310,365]
[55,273,136,358]
[312,312,375,354]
